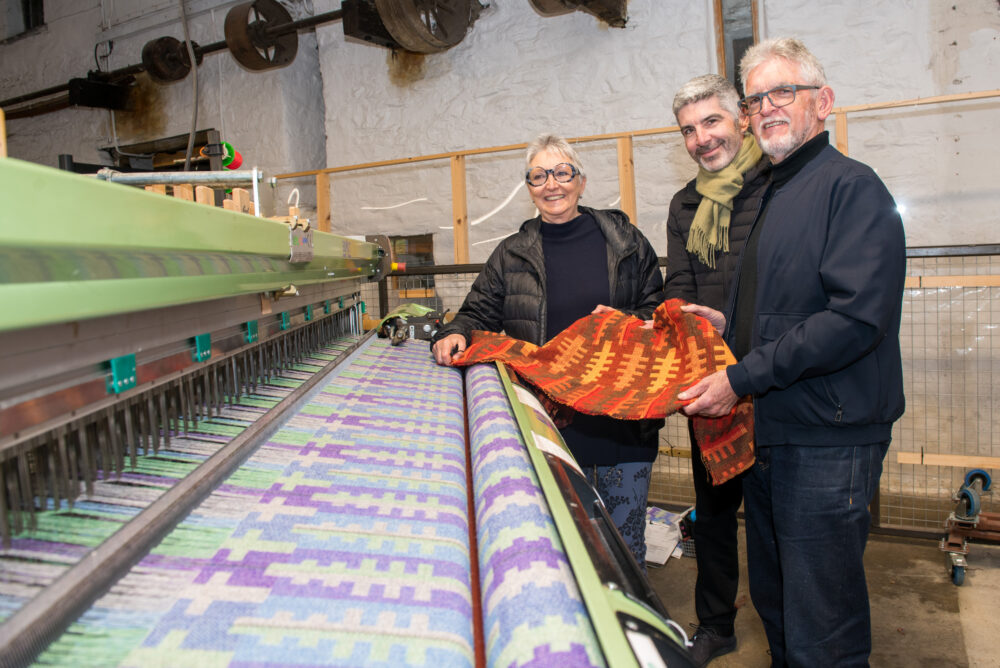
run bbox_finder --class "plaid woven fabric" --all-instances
[452,299,754,485]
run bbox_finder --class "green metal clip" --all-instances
[324,300,331,315]
[106,354,137,394]
[360,301,366,314]
[192,333,211,362]
[244,320,258,343]
[338,296,345,309]
[305,305,313,322]
[280,312,290,330]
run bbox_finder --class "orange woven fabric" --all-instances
[451,298,754,485]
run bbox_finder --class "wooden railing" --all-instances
[275,88,1000,263]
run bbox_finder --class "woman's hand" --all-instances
[432,333,467,366]
[591,304,617,315]
[680,304,726,335]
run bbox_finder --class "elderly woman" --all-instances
[431,133,664,565]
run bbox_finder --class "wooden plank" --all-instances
[616,136,638,225]
[195,186,214,206]
[172,184,194,202]
[144,184,167,196]
[834,88,1000,114]
[229,188,253,215]
[397,289,435,299]
[316,172,331,233]
[0,108,6,158]
[904,276,921,288]
[920,275,1000,288]
[658,446,692,460]
[451,154,469,264]
[896,451,1000,470]
[835,112,849,156]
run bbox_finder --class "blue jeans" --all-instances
[586,462,652,567]
[744,442,889,667]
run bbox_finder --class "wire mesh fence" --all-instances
[368,250,1000,531]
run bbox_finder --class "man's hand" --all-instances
[591,304,617,315]
[432,333,467,366]
[678,369,739,417]
[681,303,726,335]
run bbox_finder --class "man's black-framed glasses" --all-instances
[740,85,820,116]
[525,163,579,187]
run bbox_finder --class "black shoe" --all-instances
[689,626,736,666]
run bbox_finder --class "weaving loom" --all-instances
[0,159,694,667]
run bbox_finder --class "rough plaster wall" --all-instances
[314,0,716,264]
[1,0,326,217]
[759,0,1000,246]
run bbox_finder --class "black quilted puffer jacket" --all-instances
[432,206,664,346]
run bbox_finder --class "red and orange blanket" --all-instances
[450,298,754,485]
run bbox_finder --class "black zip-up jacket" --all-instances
[664,156,771,311]
[433,206,664,345]
[724,136,906,446]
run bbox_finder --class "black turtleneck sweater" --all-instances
[730,131,830,361]
[540,211,610,339]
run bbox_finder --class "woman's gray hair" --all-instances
[739,37,827,88]
[525,134,585,176]
[672,74,741,121]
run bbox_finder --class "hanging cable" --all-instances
[178,0,199,171]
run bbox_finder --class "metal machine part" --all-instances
[141,36,204,83]
[224,0,299,71]
[528,0,628,27]
[375,0,478,53]
[939,469,1000,586]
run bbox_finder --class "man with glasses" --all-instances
[665,73,769,666]
[677,39,905,666]
[431,134,665,566]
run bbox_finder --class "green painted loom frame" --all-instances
[0,158,381,333]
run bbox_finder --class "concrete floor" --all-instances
[647,527,1000,667]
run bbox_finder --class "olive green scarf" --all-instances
[687,134,763,268]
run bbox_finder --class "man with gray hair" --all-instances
[665,73,769,666]
[678,39,905,666]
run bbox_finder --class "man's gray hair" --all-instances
[739,37,827,87]
[525,134,585,176]
[672,74,741,121]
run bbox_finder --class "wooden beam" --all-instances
[316,172,332,233]
[451,154,469,264]
[906,274,1000,288]
[896,451,1000,470]
[713,0,726,76]
[0,109,6,158]
[750,0,759,43]
[835,112,849,156]
[275,89,1000,181]
[616,136,637,225]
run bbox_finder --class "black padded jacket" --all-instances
[432,206,664,346]
[664,156,771,311]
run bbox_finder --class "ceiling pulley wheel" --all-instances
[374,0,474,54]
[141,36,203,83]
[224,0,298,71]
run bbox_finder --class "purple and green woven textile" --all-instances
[466,364,605,668]
[38,338,474,667]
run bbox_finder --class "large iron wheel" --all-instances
[375,0,473,54]
[224,0,298,71]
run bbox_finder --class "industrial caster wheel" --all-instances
[375,0,475,53]
[951,564,965,586]
[225,0,298,71]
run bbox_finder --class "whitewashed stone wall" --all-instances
[1,0,998,249]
